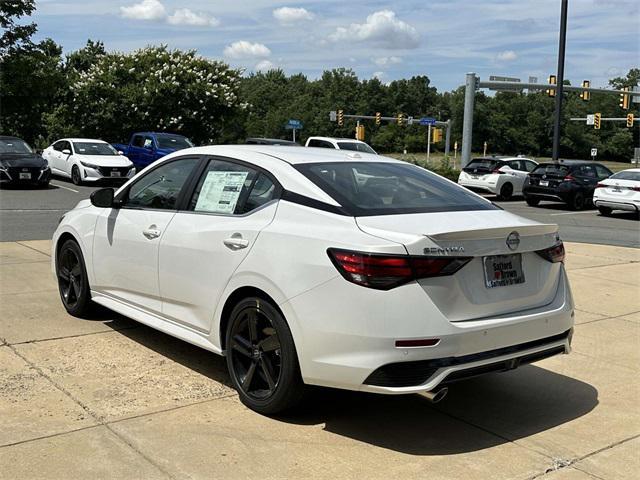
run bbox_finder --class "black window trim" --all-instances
[178,154,284,217]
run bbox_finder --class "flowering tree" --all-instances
[58,45,244,144]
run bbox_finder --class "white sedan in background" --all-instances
[458,156,538,200]
[43,138,135,185]
[593,168,640,216]
[52,146,573,414]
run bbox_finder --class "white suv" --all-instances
[458,156,538,200]
[305,136,377,154]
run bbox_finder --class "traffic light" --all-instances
[547,75,556,97]
[619,87,630,110]
[432,128,442,143]
[337,109,344,126]
[355,125,365,141]
[375,112,381,125]
[594,112,601,130]
[627,113,635,128]
[580,80,590,101]
[397,113,404,126]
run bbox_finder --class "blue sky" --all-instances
[33,0,639,91]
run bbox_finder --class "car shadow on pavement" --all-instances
[108,322,598,456]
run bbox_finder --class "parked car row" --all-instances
[458,156,639,216]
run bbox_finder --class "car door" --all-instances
[577,165,599,194]
[61,141,74,176]
[91,156,201,313]
[127,135,145,167]
[138,135,157,168]
[158,157,280,332]
[47,141,65,174]
[506,160,528,193]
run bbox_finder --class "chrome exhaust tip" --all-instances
[418,387,448,403]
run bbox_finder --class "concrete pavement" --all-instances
[0,240,638,479]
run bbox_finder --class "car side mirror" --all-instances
[90,188,117,208]
[62,149,71,155]
[117,150,124,155]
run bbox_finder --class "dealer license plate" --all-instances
[483,254,525,288]
[19,172,31,180]
[539,180,549,186]
[110,171,121,177]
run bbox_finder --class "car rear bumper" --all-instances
[594,199,638,212]
[282,266,574,395]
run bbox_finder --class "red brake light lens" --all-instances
[536,242,565,263]
[595,183,606,188]
[327,249,472,290]
[563,175,575,182]
[492,168,505,174]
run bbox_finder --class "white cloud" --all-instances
[224,41,271,59]
[255,60,276,72]
[496,50,518,61]
[373,56,402,67]
[273,7,314,24]
[372,71,385,80]
[120,0,166,21]
[167,8,219,27]
[328,10,420,49]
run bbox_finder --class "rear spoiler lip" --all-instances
[426,224,559,242]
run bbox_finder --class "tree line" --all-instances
[1,1,637,160]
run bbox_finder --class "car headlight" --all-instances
[80,161,99,169]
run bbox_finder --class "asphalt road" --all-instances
[1,177,638,247]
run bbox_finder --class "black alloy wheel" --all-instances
[569,192,585,211]
[71,165,82,185]
[525,197,540,207]
[226,297,305,414]
[498,182,513,200]
[597,206,612,216]
[56,239,92,316]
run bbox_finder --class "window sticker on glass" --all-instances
[195,171,249,214]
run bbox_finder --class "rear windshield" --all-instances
[463,158,502,172]
[295,162,496,216]
[610,171,640,181]
[337,142,376,154]
[532,164,570,176]
[156,135,194,150]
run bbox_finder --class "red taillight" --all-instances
[631,186,640,192]
[563,175,575,182]
[327,249,472,290]
[595,183,606,188]
[492,168,505,174]
[536,242,565,263]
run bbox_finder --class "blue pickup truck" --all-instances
[112,132,194,169]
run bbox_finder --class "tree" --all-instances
[49,45,244,144]
[0,0,36,55]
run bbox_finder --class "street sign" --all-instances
[633,86,640,104]
[286,119,303,129]
[419,117,436,126]
[329,111,337,122]
[489,75,522,92]
[407,116,414,125]
[591,148,598,157]
[586,114,595,126]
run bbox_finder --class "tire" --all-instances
[598,206,612,216]
[71,165,82,185]
[56,239,94,317]
[497,183,513,200]
[525,196,540,207]
[225,297,305,415]
[569,192,585,210]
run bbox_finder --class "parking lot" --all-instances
[0,172,637,479]
[0,237,638,479]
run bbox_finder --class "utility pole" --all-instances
[461,72,476,168]
[552,0,568,162]
[427,124,432,163]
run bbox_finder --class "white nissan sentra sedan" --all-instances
[43,138,135,185]
[52,146,574,414]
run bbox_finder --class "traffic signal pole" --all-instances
[552,0,568,162]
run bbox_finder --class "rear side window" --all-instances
[594,165,612,179]
[296,162,496,216]
[188,159,277,215]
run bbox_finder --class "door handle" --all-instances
[223,234,249,250]
[143,225,161,240]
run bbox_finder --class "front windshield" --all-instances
[610,170,640,181]
[337,142,377,154]
[0,139,33,154]
[73,142,118,156]
[296,161,496,216]
[156,135,194,150]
